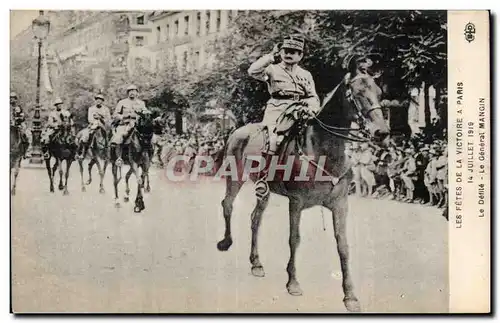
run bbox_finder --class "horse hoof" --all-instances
[124,196,129,203]
[251,266,265,277]
[58,185,64,191]
[145,187,151,193]
[134,206,143,213]
[343,297,361,312]
[86,180,92,185]
[63,190,69,196]
[81,186,86,192]
[115,202,121,208]
[286,282,303,296]
[216,238,233,251]
[50,188,54,193]
[99,188,105,194]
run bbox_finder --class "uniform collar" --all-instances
[278,61,298,73]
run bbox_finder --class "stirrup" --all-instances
[43,152,50,159]
[255,178,270,200]
[115,157,123,167]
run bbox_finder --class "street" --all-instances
[11,163,448,313]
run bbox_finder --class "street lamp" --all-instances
[29,10,51,164]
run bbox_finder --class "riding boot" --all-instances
[255,152,274,200]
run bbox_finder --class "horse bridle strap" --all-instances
[295,142,353,187]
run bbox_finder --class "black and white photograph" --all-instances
[9,9,489,314]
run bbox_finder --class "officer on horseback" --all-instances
[110,84,151,165]
[248,34,320,198]
[77,93,111,159]
[10,92,33,158]
[41,97,75,159]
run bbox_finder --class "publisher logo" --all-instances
[464,22,476,43]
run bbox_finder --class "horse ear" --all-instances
[344,72,352,85]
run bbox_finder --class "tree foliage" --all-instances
[185,10,447,124]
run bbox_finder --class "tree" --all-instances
[185,10,447,127]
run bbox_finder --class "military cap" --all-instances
[53,97,63,106]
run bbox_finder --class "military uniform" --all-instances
[249,35,320,200]
[41,98,74,146]
[248,37,320,154]
[110,95,149,145]
[10,92,32,155]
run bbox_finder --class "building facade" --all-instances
[148,10,240,74]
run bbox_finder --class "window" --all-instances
[196,12,201,36]
[194,50,200,70]
[135,36,145,47]
[184,16,189,35]
[205,11,211,34]
[174,20,179,36]
[216,10,221,31]
[136,15,144,25]
[156,26,161,43]
[166,24,170,40]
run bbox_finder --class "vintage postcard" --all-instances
[9,9,490,313]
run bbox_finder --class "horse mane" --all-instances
[315,73,351,128]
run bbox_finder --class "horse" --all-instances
[10,119,28,196]
[110,111,153,212]
[44,122,78,195]
[76,122,110,193]
[216,64,390,312]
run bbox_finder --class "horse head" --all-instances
[319,55,390,146]
[135,110,154,144]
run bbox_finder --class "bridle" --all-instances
[312,73,385,143]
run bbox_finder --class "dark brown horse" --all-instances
[10,119,28,196]
[111,111,153,213]
[44,122,78,195]
[76,124,110,193]
[216,65,390,312]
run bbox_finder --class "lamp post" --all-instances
[29,10,50,164]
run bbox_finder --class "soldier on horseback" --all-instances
[110,84,151,165]
[77,93,111,159]
[41,97,75,159]
[10,92,32,158]
[247,34,320,197]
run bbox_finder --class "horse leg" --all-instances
[217,178,244,251]
[249,193,270,277]
[63,159,71,195]
[326,195,360,312]
[112,164,121,208]
[11,157,21,196]
[78,158,86,192]
[58,159,64,191]
[124,167,133,202]
[86,159,96,185]
[144,171,151,193]
[46,157,55,193]
[131,160,142,186]
[134,180,145,213]
[286,198,304,296]
[98,159,107,194]
[157,144,164,167]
